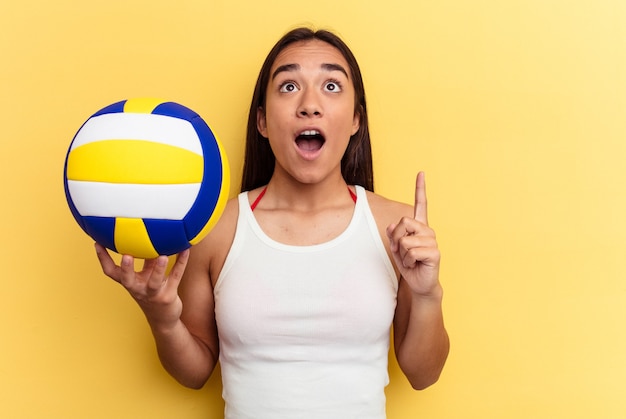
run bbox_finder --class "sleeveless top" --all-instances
[214,185,398,419]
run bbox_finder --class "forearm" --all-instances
[95,245,218,388]
[395,285,449,390]
[148,317,218,389]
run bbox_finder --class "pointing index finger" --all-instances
[414,171,428,225]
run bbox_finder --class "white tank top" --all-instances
[214,185,398,419]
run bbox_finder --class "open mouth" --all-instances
[295,130,325,152]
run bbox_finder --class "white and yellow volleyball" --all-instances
[64,98,230,259]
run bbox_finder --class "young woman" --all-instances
[96,27,449,418]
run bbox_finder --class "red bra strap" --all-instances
[348,187,357,203]
[250,187,267,211]
[251,186,357,211]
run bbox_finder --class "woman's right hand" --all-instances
[94,243,190,330]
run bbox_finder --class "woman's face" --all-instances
[257,39,360,186]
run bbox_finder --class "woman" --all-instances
[96,27,449,418]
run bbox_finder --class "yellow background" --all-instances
[1,0,625,417]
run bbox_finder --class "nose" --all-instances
[297,88,322,117]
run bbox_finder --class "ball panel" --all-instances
[82,216,117,252]
[144,219,191,256]
[69,113,203,155]
[114,217,158,259]
[64,175,88,232]
[67,181,201,219]
[189,136,231,245]
[123,97,164,114]
[182,149,223,237]
[189,179,229,245]
[92,100,126,117]
[181,114,229,239]
[66,140,203,184]
[152,101,199,121]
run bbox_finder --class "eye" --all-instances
[279,82,299,93]
[324,80,342,92]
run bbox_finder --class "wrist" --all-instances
[410,282,444,304]
[136,297,183,335]
[147,316,184,337]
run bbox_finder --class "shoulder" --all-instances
[364,189,413,227]
[361,190,412,278]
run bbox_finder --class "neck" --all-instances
[263,174,352,211]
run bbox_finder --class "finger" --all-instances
[414,171,429,225]
[387,220,420,253]
[144,248,189,291]
[95,243,121,282]
[145,256,170,293]
[387,218,421,254]
[170,249,190,279]
[388,216,430,244]
[164,249,190,292]
[396,234,437,253]
[386,223,398,252]
[401,247,440,269]
[118,253,138,288]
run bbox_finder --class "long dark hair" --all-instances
[240,27,374,192]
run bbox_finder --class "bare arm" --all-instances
[392,273,449,389]
[384,172,450,389]
[95,198,240,388]
[95,243,219,389]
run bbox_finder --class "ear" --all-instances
[257,107,268,138]
[351,110,360,136]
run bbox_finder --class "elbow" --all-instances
[401,341,450,391]
[175,373,210,390]
[164,361,215,390]
[184,380,207,391]
[159,345,218,390]
[407,369,444,391]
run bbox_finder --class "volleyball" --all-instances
[64,98,230,259]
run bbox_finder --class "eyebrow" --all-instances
[271,63,349,80]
